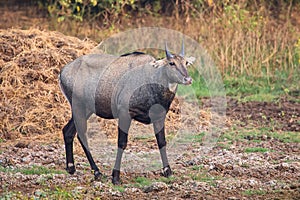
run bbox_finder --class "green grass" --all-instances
[190,172,220,186]
[223,71,299,101]
[220,126,300,144]
[0,191,23,200]
[0,186,80,200]
[166,131,178,142]
[157,176,177,184]
[188,71,211,98]
[244,147,270,153]
[0,165,66,175]
[217,142,231,150]
[192,165,204,171]
[241,93,277,102]
[243,189,267,196]
[189,167,221,186]
[133,177,153,188]
[113,185,126,193]
[176,132,205,144]
[37,187,80,199]
[188,67,299,101]
[274,131,300,143]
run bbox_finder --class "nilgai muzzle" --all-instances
[59,42,195,184]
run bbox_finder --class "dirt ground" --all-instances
[0,98,299,199]
[0,6,299,199]
[226,98,300,132]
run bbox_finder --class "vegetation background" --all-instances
[23,0,300,100]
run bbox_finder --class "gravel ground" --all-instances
[1,99,299,199]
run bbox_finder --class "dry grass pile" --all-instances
[1,29,196,141]
[0,28,96,140]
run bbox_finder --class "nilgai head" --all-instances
[164,41,195,85]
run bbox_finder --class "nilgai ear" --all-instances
[186,56,196,66]
[165,42,174,59]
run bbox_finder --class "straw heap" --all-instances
[0,29,185,141]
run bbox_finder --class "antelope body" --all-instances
[59,43,194,184]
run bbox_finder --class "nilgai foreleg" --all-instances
[153,119,172,177]
[112,111,131,185]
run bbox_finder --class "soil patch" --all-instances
[225,98,300,132]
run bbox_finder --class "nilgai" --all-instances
[59,42,195,184]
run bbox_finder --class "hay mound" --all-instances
[0,28,96,140]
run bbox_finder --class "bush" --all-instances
[44,0,140,22]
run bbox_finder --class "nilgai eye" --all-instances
[169,62,175,66]
[186,61,189,65]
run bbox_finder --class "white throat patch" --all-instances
[168,83,178,93]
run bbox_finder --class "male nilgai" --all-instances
[59,42,195,184]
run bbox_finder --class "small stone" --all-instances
[0,158,9,167]
[186,160,196,166]
[34,189,46,197]
[276,163,290,171]
[266,180,277,187]
[15,142,29,148]
[281,163,289,168]
[229,145,236,150]
[143,182,168,193]
[214,163,225,171]
[73,186,85,193]
[227,197,239,200]
[21,156,31,163]
[125,187,141,193]
[110,190,122,197]
[209,164,215,170]
[290,184,299,190]
[261,135,268,141]
[93,181,105,189]
[249,179,257,186]
[170,182,180,190]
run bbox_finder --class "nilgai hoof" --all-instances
[162,165,172,177]
[94,170,103,180]
[66,165,76,175]
[112,169,121,185]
